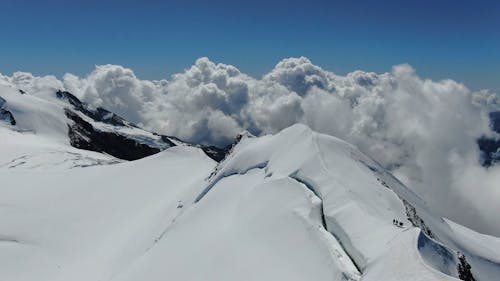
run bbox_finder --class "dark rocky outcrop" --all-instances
[0,108,16,125]
[478,111,500,167]
[57,90,178,160]
[457,253,476,281]
[200,145,231,162]
[65,109,164,161]
[0,97,16,126]
[478,137,500,166]
[402,198,434,238]
[57,90,228,162]
[56,91,131,127]
[490,111,500,132]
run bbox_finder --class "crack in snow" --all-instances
[194,161,269,203]
[288,173,362,279]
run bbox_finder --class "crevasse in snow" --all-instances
[0,86,499,281]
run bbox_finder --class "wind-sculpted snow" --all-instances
[0,126,122,169]
[201,125,410,270]
[417,232,460,277]
[194,160,269,203]
[1,123,500,280]
[0,85,68,139]
[2,58,499,236]
[189,124,500,281]
[0,146,215,281]
[1,64,500,279]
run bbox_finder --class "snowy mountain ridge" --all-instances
[0,85,499,281]
[0,84,228,162]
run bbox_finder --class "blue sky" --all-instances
[1,0,499,91]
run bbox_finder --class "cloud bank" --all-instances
[1,57,500,237]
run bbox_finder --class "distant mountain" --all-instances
[478,111,500,166]
[0,86,228,162]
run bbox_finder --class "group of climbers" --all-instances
[393,219,404,227]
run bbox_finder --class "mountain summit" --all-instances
[0,86,499,281]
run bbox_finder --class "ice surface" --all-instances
[1,85,499,281]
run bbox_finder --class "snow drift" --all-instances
[1,93,499,281]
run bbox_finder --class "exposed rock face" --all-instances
[478,111,500,167]
[403,198,434,238]
[478,137,500,167]
[0,108,15,125]
[457,254,477,281]
[199,145,231,162]
[56,91,132,127]
[56,90,175,160]
[0,96,16,126]
[56,90,228,162]
[490,111,500,132]
[65,109,164,161]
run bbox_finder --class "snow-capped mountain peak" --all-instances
[0,84,228,162]
[0,85,499,281]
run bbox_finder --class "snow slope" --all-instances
[114,125,500,281]
[0,145,215,281]
[0,84,227,162]
[0,86,499,281]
